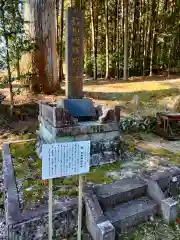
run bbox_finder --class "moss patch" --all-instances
[151,148,180,165]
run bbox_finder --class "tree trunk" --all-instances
[143,0,149,76]
[123,0,128,80]
[90,0,97,80]
[116,0,121,79]
[132,0,140,67]
[1,2,14,115]
[28,0,59,94]
[168,37,174,78]
[13,0,21,80]
[105,0,110,79]
[16,60,21,79]
[150,0,158,76]
[59,0,64,83]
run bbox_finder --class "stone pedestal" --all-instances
[36,100,121,167]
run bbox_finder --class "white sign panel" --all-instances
[42,141,90,180]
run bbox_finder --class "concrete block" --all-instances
[161,198,178,224]
[75,134,90,141]
[84,190,115,240]
[147,180,165,205]
[149,167,180,190]
[105,131,119,140]
[94,177,147,210]
[90,133,106,141]
[96,221,115,240]
[105,197,157,233]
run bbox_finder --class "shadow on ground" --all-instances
[0,103,38,142]
[84,88,180,102]
[0,87,179,140]
[83,75,180,86]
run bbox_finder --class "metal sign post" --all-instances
[48,179,53,240]
[77,174,83,240]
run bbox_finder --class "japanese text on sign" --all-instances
[42,141,90,180]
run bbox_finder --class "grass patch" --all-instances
[123,219,180,240]
[151,148,180,165]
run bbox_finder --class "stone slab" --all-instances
[39,116,119,137]
[105,197,157,233]
[161,198,178,224]
[39,101,77,128]
[57,98,97,120]
[148,167,180,190]
[147,180,165,205]
[84,190,104,240]
[84,190,115,240]
[94,177,147,210]
[9,199,78,239]
[2,144,21,224]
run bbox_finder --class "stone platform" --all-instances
[84,167,180,239]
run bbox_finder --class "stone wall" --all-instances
[2,144,78,240]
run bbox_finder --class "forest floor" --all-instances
[0,74,180,143]
[0,74,180,239]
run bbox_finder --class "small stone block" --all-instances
[94,177,147,210]
[161,198,178,224]
[147,180,165,205]
[75,134,90,141]
[105,131,119,140]
[106,197,157,233]
[96,220,115,240]
[90,133,106,141]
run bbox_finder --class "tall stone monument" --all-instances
[65,7,84,99]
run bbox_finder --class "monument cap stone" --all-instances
[57,98,97,121]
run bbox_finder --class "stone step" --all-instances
[93,177,147,210]
[105,196,157,234]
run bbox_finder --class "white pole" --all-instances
[77,175,83,240]
[49,179,53,240]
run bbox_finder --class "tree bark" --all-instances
[58,0,64,83]
[105,0,110,79]
[1,1,14,115]
[123,0,128,80]
[143,0,149,76]
[29,0,59,93]
[150,0,158,76]
[132,0,140,67]
[90,0,97,80]
[116,0,121,79]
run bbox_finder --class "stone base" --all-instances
[36,123,121,167]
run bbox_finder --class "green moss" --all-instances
[151,148,180,165]
[86,162,120,184]
[11,142,37,161]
